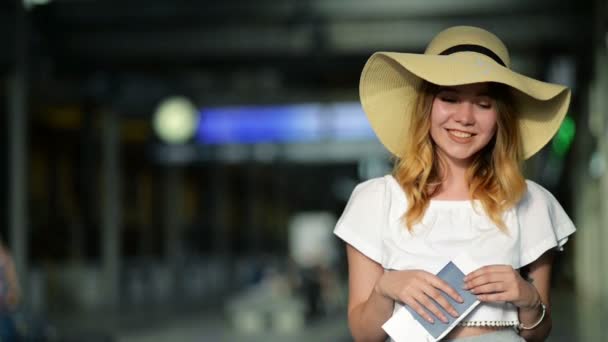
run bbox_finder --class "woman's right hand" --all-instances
[374,269,464,324]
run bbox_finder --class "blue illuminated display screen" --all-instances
[196,102,375,144]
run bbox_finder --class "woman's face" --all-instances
[429,82,498,168]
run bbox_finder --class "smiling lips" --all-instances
[447,129,476,139]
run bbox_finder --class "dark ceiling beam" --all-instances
[311,0,577,19]
[327,16,588,54]
[45,0,580,23]
[39,0,302,26]
[59,25,313,59]
[53,15,586,64]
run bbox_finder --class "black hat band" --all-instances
[439,44,506,67]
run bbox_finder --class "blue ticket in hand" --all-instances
[404,261,479,340]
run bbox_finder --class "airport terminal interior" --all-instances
[0,0,607,340]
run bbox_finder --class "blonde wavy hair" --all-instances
[393,81,526,231]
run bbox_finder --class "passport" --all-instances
[403,261,480,340]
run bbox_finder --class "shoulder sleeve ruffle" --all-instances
[333,177,388,264]
[517,180,576,267]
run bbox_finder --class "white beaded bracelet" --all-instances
[457,320,519,327]
[518,302,546,330]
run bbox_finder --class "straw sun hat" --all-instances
[359,25,571,160]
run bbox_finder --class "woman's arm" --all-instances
[346,244,393,341]
[517,251,554,342]
[346,244,463,341]
[463,250,555,342]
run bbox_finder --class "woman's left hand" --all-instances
[463,265,539,309]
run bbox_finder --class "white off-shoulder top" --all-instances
[333,174,576,326]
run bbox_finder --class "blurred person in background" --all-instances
[334,26,575,341]
[0,240,20,341]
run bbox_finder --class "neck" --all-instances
[434,154,471,200]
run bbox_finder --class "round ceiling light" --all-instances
[153,96,198,145]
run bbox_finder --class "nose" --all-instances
[453,102,475,125]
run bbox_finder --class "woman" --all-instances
[0,241,20,341]
[334,26,575,341]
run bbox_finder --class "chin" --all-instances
[450,155,475,163]
[441,150,480,164]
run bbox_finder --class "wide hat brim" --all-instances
[360,51,571,159]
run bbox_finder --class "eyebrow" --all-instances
[439,87,491,97]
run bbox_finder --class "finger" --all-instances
[476,292,510,302]
[464,264,511,282]
[464,271,511,290]
[425,274,464,303]
[414,292,449,323]
[423,284,460,318]
[402,296,436,324]
[469,282,506,295]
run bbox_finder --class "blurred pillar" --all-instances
[101,109,122,309]
[574,0,607,339]
[210,164,233,295]
[599,6,608,337]
[273,162,288,255]
[163,166,183,290]
[8,0,29,304]
[76,100,97,261]
[594,42,608,341]
[246,163,261,255]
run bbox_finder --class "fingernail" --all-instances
[428,317,434,324]
[458,296,464,303]
[450,310,458,317]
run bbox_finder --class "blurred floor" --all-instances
[48,286,584,342]
[50,307,351,342]
[119,312,349,342]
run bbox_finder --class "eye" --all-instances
[476,98,493,109]
[439,96,457,103]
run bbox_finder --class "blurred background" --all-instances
[0,0,605,341]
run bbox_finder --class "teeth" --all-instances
[449,130,472,138]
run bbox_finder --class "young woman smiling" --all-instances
[334,26,575,342]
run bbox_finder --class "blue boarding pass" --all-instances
[404,261,480,340]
